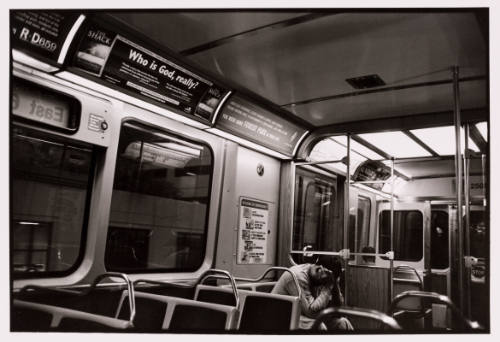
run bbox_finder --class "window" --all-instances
[292,168,338,263]
[348,196,371,262]
[379,210,423,261]
[356,196,372,253]
[11,125,94,278]
[431,210,449,269]
[105,122,212,272]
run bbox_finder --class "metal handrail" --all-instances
[231,266,302,299]
[18,272,136,327]
[196,269,240,309]
[89,272,136,326]
[19,285,82,296]
[388,290,482,331]
[312,306,402,331]
[394,265,423,289]
[133,279,193,289]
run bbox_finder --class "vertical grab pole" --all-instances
[453,65,465,312]
[289,161,297,258]
[464,124,472,319]
[343,134,351,305]
[482,154,487,207]
[389,157,395,302]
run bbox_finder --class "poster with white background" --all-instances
[237,198,269,264]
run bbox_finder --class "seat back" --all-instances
[388,290,482,331]
[312,306,402,331]
[195,285,300,331]
[222,281,277,293]
[195,284,238,306]
[393,265,424,312]
[13,299,131,332]
[12,303,53,331]
[238,291,300,332]
[117,290,238,331]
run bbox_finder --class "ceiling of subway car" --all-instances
[110,10,488,128]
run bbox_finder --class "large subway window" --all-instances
[105,122,212,272]
[378,210,423,261]
[11,125,94,278]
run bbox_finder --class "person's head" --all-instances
[308,264,333,286]
[361,246,376,264]
[308,255,343,286]
[317,255,343,279]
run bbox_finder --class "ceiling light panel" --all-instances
[358,131,432,158]
[411,126,479,155]
[309,138,366,175]
[331,136,384,160]
[476,121,488,141]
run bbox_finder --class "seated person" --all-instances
[271,257,353,330]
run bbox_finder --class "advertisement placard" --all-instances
[73,22,116,75]
[12,11,80,63]
[237,198,269,264]
[72,26,227,122]
[217,95,307,156]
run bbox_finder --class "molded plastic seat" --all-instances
[195,284,300,331]
[118,290,238,331]
[13,299,132,331]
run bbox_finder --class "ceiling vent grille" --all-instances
[346,74,386,89]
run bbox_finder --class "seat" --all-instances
[222,281,277,292]
[12,272,136,332]
[388,290,482,331]
[195,266,302,332]
[13,299,132,331]
[237,291,300,332]
[194,284,300,331]
[391,265,426,329]
[117,290,238,331]
[312,306,402,331]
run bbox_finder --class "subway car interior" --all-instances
[9,8,490,333]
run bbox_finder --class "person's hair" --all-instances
[316,255,343,279]
[361,246,376,263]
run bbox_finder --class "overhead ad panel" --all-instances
[216,95,307,156]
[71,20,228,123]
[11,11,80,64]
